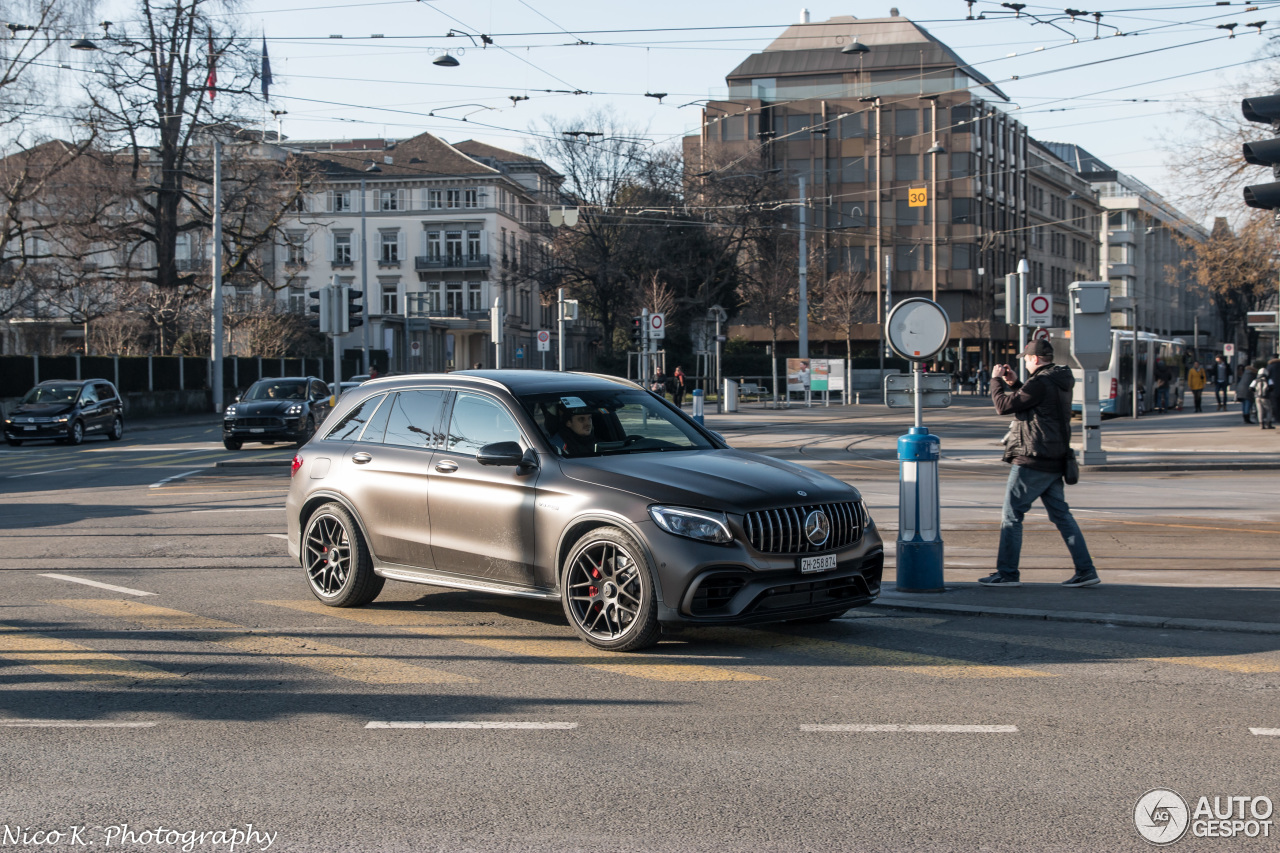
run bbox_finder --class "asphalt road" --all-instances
[1,419,1277,852]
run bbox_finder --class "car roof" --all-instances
[37,378,105,387]
[357,370,643,395]
[248,376,317,383]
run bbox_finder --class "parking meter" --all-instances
[1068,281,1112,464]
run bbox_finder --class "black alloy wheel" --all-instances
[561,527,659,652]
[108,416,124,441]
[223,438,242,451]
[295,416,316,448]
[303,502,383,607]
[65,420,84,446]
[4,437,20,447]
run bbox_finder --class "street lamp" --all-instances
[922,94,945,302]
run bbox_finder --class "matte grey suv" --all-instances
[285,371,883,651]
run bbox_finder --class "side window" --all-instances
[445,393,521,456]
[95,383,117,401]
[79,385,98,405]
[324,394,386,441]
[382,390,447,449]
[310,380,328,399]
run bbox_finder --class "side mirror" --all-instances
[233,394,241,403]
[477,441,525,466]
[709,430,728,446]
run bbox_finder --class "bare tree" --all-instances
[736,233,799,405]
[224,294,314,358]
[0,0,96,132]
[1179,215,1278,349]
[812,261,874,368]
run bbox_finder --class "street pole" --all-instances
[926,96,940,302]
[798,175,808,359]
[330,275,341,392]
[557,287,566,372]
[881,253,892,376]
[210,137,223,413]
[359,177,370,374]
[1133,304,1141,420]
[715,312,723,414]
[1017,258,1029,381]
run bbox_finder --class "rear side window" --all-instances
[444,392,522,456]
[323,394,386,441]
[94,383,117,401]
[382,390,448,449]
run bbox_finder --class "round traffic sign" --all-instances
[1032,328,1050,341]
[1028,294,1051,316]
[410,340,421,353]
[649,314,664,332]
[536,330,551,344]
[885,298,950,362]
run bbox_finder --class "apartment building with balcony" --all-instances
[1045,143,1207,341]
[276,132,586,372]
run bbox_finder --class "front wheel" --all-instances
[295,416,315,447]
[65,420,84,446]
[108,416,124,441]
[561,527,659,652]
[223,437,242,451]
[303,502,383,607]
[4,437,21,447]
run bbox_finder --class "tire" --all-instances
[223,437,243,451]
[295,416,316,447]
[303,502,383,607]
[66,420,84,446]
[108,416,124,441]
[4,437,21,447]
[561,527,660,652]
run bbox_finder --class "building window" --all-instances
[428,190,443,209]
[950,152,974,179]
[446,189,462,209]
[446,281,464,314]
[465,188,479,208]
[839,113,864,138]
[951,197,975,225]
[380,231,399,263]
[379,190,398,211]
[1107,210,1126,229]
[288,286,307,314]
[951,244,975,270]
[425,231,441,261]
[286,231,305,265]
[382,284,399,315]
[841,201,873,228]
[467,282,483,313]
[445,230,463,262]
[333,232,352,264]
[894,156,918,182]
[467,231,481,260]
[895,199,918,226]
[332,191,351,212]
[894,109,917,137]
[895,243,918,271]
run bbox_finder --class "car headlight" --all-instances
[55,415,69,422]
[224,405,237,417]
[648,505,733,544]
[286,404,303,415]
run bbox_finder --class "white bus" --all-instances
[1044,328,1186,417]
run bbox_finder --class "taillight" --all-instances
[1108,378,1117,399]
[290,455,304,478]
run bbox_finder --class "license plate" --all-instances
[799,553,837,573]
[250,428,265,433]
[23,426,36,431]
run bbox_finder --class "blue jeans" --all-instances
[997,465,1095,579]
[1155,385,1169,410]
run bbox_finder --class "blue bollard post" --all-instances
[691,388,705,425]
[896,426,945,592]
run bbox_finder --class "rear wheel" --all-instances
[561,527,659,652]
[303,502,383,607]
[108,416,124,441]
[223,437,242,450]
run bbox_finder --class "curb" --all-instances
[868,596,1280,635]
[214,459,292,468]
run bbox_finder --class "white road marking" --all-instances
[0,720,157,728]
[265,533,289,540]
[190,508,281,513]
[39,574,156,597]
[801,724,1018,733]
[365,721,579,730]
[1250,728,1280,737]
[7,467,78,479]
[149,469,202,488]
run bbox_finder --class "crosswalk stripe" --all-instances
[695,627,1055,679]
[873,621,1280,676]
[48,599,473,685]
[262,600,769,682]
[0,626,182,684]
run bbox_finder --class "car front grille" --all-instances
[742,501,863,554]
[232,416,285,428]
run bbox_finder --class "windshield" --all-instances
[516,389,715,458]
[21,384,80,405]
[244,380,307,401]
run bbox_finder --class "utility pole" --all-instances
[330,275,341,391]
[1017,258,1030,381]
[798,175,808,359]
[210,137,223,412]
[557,287,566,371]
[359,177,370,373]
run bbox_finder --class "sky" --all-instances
[92,0,1279,220]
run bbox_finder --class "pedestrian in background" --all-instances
[1153,359,1172,413]
[1213,355,1231,411]
[981,338,1099,589]
[672,366,687,408]
[1187,361,1207,413]
[1263,357,1280,429]
[1237,363,1257,425]
[1255,362,1275,429]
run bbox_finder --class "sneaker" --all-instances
[1062,572,1100,588]
[979,573,1022,588]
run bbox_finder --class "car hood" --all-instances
[10,403,73,418]
[232,400,301,416]
[561,448,860,513]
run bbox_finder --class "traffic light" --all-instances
[631,315,644,349]
[1242,94,1280,209]
[308,289,332,334]
[995,273,1019,323]
[342,286,363,333]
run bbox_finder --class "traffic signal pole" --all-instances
[330,277,341,394]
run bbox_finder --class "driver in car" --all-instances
[551,405,596,457]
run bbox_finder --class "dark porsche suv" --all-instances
[223,376,333,450]
[285,371,883,651]
[4,379,125,446]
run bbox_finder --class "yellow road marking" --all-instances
[0,627,182,683]
[263,600,768,682]
[48,600,472,685]
[696,628,1055,679]
[1141,655,1280,674]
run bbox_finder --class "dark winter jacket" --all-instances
[991,363,1074,472]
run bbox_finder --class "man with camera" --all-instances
[982,338,1099,589]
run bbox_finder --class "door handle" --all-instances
[434,460,458,473]
[352,452,372,464]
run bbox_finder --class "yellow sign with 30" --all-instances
[908,187,928,207]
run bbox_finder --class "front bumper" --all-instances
[4,421,70,439]
[223,417,306,442]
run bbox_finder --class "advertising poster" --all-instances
[827,358,845,391]
[786,358,810,392]
[809,359,829,392]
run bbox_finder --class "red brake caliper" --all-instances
[588,562,601,607]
